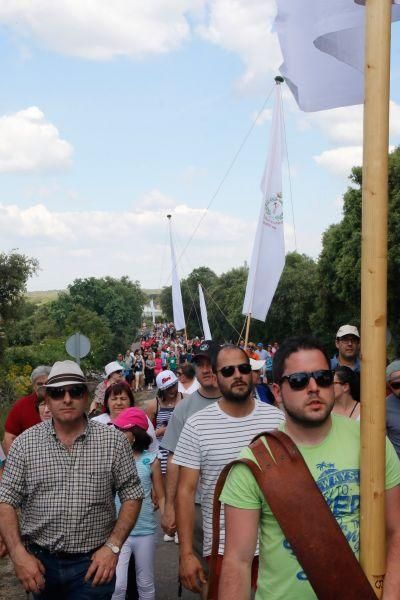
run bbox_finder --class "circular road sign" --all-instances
[65,332,91,364]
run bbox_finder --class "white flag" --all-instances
[150,299,156,325]
[274,0,400,112]
[168,223,186,331]
[242,84,285,322]
[198,284,212,340]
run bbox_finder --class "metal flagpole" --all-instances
[359,0,392,594]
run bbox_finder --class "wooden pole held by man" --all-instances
[360,0,392,595]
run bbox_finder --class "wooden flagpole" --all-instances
[359,0,392,595]
[244,313,251,348]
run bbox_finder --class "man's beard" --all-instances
[283,402,332,428]
[222,380,253,403]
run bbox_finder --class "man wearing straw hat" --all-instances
[0,359,144,599]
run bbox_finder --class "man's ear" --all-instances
[272,383,283,407]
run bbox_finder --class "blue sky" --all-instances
[0,1,399,291]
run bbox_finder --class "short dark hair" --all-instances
[334,366,360,402]
[212,344,249,373]
[180,363,195,379]
[131,426,152,452]
[104,381,135,414]
[272,336,330,383]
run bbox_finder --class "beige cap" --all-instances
[336,325,360,339]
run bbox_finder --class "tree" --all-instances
[49,276,146,361]
[160,267,219,337]
[0,251,38,322]
[313,146,400,354]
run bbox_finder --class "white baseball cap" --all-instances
[156,370,178,390]
[336,325,360,339]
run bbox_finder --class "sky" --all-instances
[0,1,399,292]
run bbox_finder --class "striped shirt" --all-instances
[173,399,285,556]
[0,418,144,553]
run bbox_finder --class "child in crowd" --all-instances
[112,407,165,600]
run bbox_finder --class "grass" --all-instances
[26,290,61,304]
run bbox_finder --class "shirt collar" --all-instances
[47,414,90,441]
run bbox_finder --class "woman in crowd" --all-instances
[333,365,360,420]
[154,351,163,379]
[145,351,156,390]
[133,349,145,393]
[177,363,199,396]
[92,381,158,452]
[124,349,134,385]
[145,370,182,476]
[112,407,165,600]
[36,397,52,422]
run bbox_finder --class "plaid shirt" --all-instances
[0,418,144,553]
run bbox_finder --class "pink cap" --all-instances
[112,407,149,431]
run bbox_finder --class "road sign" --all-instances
[65,332,91,365]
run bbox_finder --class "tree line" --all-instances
[1,147,400,384]
[160,147,400,355]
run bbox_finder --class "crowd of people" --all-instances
[0,321,400,599]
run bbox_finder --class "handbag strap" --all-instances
[208,430,376,600]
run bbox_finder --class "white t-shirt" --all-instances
[173,399,285,556]
[178,379,200,396]
[92,412,159,453]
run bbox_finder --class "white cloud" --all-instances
[197,0,282,92]
[299,100,400,152]
[135,189,178,211]
[0,107,73,173]
[313,146,362,177]
[252,108,272,125]
[0,198,256,290]
[314,144,396,177]
[0,203,73,238]
[0,1,282,91]
[0,0,193,59]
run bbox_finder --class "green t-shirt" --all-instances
[167,355,177,371]
[220,414,400,600]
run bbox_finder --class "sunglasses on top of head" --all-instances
[218,363,252,378]
[279,370,334,391]
[47,385,87,400]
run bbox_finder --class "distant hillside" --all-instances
[26,290,62,304]
[26,288,161,305]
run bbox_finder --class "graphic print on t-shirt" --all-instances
[283,461,360,581]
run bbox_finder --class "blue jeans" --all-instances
[29,545,116,599]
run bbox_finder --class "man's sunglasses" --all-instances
[389,381,400,390]
[47,385,87,400]
[218,363,252,378]
[279,370,334,390]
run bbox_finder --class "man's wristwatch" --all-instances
[104,541,120,554]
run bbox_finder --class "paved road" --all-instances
[0,525,199,599]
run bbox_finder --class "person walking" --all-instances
[2,365,51,454]
[219,336,400,599]
[173,345,284,595]
[0,360,144,599]
[111,407,165,600]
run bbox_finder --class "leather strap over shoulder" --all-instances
[208,430,377,600]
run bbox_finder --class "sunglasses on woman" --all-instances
[218,363,252,378]
[47,385,87,400]
[279,370,334,391]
